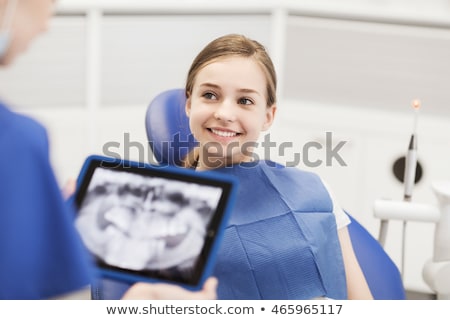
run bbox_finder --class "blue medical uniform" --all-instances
[0,101,93,299]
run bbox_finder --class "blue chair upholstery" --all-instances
[145,88,197,166]
[145,88,406,300]
[347,214,405,299]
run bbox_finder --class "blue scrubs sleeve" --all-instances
[0,109,94,299]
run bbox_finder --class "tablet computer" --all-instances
[72,155,237,290]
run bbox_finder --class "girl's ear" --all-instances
[262,104,277,131]
[185,96,191,117]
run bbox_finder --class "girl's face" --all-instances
[186,56,276,170]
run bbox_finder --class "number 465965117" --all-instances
[271,304,343,315]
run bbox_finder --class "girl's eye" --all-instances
[238,97,253,105]
[203,92,217,100]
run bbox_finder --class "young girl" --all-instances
[183,33,373,299]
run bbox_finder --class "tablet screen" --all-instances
[73,156,235,287]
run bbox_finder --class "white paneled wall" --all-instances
[284,16,450,117]
[100,15,271,106]
[1,0,450,295]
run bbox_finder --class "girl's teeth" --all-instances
[211,129,237,137]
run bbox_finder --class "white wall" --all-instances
[1,0,450,295]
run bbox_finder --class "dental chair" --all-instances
[145,88,406,300]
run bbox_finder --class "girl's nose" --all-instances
[214,101,236,122]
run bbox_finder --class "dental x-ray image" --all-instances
[75,166,223,284]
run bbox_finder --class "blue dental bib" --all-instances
[212,160,347,300]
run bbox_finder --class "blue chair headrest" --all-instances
[145,88,198,166]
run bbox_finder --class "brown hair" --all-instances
[185,33,277,107]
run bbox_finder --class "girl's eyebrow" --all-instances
[238,88,261,96]
[199,83,220,89]
[199,83,261,96]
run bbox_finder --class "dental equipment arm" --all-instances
[373,181,450,299]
